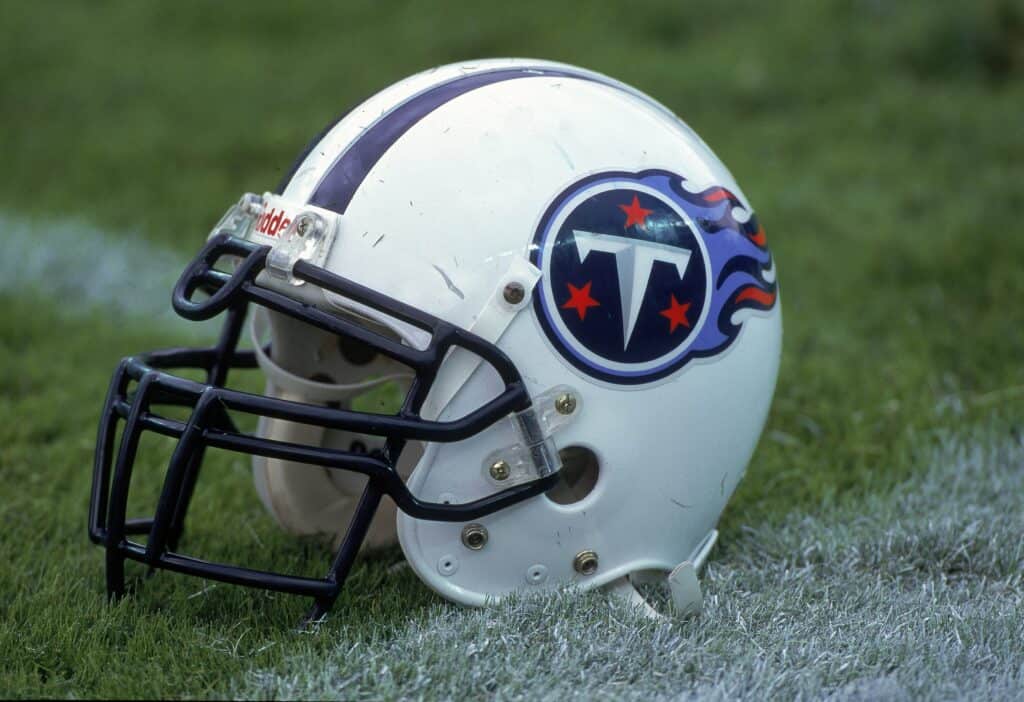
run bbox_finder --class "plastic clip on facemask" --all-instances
[264,211,333,285]
[482,385,581,487]
[212,192,340,286]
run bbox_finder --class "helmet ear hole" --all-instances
[545,445,600,506]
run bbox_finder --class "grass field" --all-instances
[1,1,1023,698]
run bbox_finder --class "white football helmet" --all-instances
[89,58,780,621]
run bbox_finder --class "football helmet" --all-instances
[89,58,781,621]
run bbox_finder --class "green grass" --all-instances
[1,0,1023,697]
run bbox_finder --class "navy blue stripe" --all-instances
[273,103,361,195]
[307,67,619,214]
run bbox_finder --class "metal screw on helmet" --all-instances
[555,392,577,415]
[503,281,525,305]
[573,550,599,575]
[295,214,313,237]
[461,523,489,550]
[489,459,511,481]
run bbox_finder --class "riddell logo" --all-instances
[254,208,292,238]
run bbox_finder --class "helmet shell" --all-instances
[265,59,781,604]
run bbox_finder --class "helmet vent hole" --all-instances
[338,335,378,366]
[545,445,599,506]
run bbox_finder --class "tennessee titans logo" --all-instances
[531,170,777,385]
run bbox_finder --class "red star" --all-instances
[659,294,691,333]
[618,195,653,229]
[561,281,600,321]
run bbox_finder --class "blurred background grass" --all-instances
[1,0,1023,696]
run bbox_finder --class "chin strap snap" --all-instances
[607,529,718,621]
[667,561,703,617]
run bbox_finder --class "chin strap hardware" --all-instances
[667,561,703,617]
[607,528,718,621]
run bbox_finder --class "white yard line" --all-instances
[233,423,1024,700]
[0,212,211,335]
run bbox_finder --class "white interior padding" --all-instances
[250,308,415,549]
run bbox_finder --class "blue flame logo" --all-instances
[531,170,777,385]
